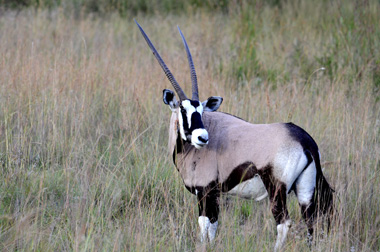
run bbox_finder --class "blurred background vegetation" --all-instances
[3,0,379,94]
[2,0,378,97]
[1,0,230,15]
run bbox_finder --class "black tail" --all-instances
[314,155,334,230]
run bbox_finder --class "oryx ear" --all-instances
[163,89,179,111]
[202,96,223,112]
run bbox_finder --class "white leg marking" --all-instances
[274,219,292,252]
[306,232,313,247]
[208,221,218,242]
[296,161,317,205]
[198,216,210,243]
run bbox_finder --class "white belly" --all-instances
[227,175,268,201]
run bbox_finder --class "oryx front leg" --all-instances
[198,216,219,242]
[275,219,292,252]
[197,188,219,242]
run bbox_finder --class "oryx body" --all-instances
[168,110,269,200]
[135,20,334,251]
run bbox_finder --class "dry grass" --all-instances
[0,1,379,251]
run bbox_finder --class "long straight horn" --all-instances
[177,26,199,101]
[135,20,188,101]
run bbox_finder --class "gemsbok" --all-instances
[135,20,334,251]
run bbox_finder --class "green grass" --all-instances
[0,0,379,251]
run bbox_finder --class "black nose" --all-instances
[198,136,208,143]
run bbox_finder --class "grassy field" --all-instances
[0,0,379,251]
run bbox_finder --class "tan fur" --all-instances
[169,110,296,188]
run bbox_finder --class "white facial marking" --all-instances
[196,104,203,114]
[191,128,209,149]
[296,161,317,205]
[181,100,196,129]
[198,216,210,243]
[274,219,291,252]
[177,109,187,141]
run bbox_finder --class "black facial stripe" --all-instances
[190,112,204,131]
[189,100,200,107]
[180,108,190,134]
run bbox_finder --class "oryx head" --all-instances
[135,20,223,149]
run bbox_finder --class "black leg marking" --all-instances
[301,202,315,237]
[258,165,289,224]
[270,183,289,224]
[197,183,220,223]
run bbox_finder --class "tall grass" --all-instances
[0,0,379,251]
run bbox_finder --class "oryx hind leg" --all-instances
[270,183,291,252]
[197,184,220,242]
[295,157,317,245]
